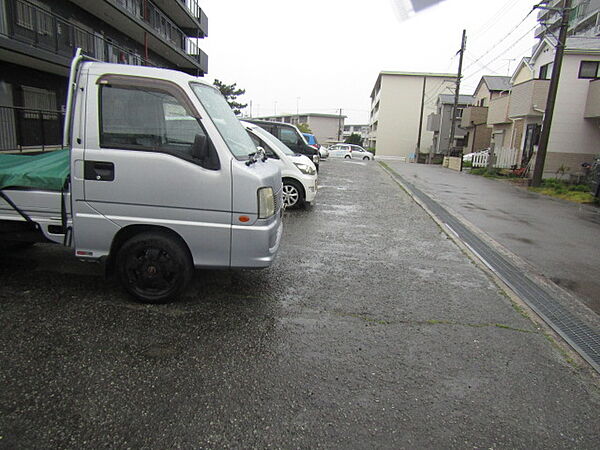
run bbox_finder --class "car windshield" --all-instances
[190,83,255,160]
[250,125,296,156]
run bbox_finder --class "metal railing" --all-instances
[0,105,65,153]
[3,0,155,68]
[111,0,201,56]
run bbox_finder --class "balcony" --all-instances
[69,0,208,74]
[508,79,550,118]
[487,94,511,125]
[584,79,600,119]
[427,113,440,132]
[460,106,488,128]
[152,0,208,37]
[0,0,154,75]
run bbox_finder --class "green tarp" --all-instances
[0,150,70,191]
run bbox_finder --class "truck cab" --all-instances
[0,51,283,303]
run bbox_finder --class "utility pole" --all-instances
[415,75,427,163]
[531,0,572,187]
[338,108,343,142]
[448,29,466,157]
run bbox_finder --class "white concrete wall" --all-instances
[375,74,455,158]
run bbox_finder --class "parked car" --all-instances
[243,121,318,209]
[245,119,320,170]
[303,132,329,159]
[328,144,375,160]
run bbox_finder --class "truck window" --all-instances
[100,85,217,168]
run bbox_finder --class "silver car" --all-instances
[328,144,374,160]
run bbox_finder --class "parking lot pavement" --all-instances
[1,159,599,448]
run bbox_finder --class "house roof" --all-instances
[438,94,474,105]
[482,75,512,92]
[531,36,600,63]
[371,71,457,98]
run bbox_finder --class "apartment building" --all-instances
[368,71,457,159]
[536,0,600,40]
[342,124,369,145]
[426,94,474,155]
[254,113,345,146]
[0,0,208,151]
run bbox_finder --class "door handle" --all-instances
[84,161,115,181]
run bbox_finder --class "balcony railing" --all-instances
[460,106,488,128]
[110,0,201,56]
[3,0,154,68]
[0,105,65,152]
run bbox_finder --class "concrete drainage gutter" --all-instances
[380,162,600,374]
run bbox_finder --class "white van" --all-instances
[242,121,318,209]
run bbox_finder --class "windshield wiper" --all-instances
[245,147,267,166]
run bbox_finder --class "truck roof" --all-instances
[82,62,214,88]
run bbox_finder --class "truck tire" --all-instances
[116,231,192,303]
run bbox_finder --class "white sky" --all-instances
[201,0,539,124]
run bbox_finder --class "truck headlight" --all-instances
[294,162,316,175]
[257,187,275,218]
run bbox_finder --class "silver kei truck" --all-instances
[0,50,283,303]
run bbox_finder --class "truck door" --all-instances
[74,73,232,266]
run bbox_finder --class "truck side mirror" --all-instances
[191,133,209,160]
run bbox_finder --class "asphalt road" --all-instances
[1,159,599,449]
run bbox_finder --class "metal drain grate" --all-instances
[387,168,600,373]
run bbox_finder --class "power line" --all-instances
[463,7,536,73]
[461,23,538,83]
[471,0,523,40]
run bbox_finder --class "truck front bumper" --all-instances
[230,213,283,268]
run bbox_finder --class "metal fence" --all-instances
[3,0,155,67]
[0,106,65,152]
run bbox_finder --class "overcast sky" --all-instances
[201,0,539,124]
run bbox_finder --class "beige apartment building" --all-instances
[368,71,457,159]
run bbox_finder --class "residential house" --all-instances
[487,36,600,175]
[460,76,511,154]
[426,94,474,155]
[368,71,457,159]
[254,113,345,146]
[0,0,208,152]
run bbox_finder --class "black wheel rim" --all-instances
[123,246,180,298]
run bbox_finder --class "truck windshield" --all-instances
[190,83,255,160]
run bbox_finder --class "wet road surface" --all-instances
[1,159,599,448]
[382,162,600,316]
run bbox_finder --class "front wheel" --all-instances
[116,231,193,303]
[363,156,370,160]
[283,179,305,209]
[344,155,351,159]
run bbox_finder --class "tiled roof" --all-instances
[482,76,512,92]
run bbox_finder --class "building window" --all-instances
[539,62,553,80]
[579,61,599,79]
[456,108,464,118]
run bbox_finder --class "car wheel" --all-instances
[283,179,305,209]
[344,155,351,159]
[116,231,192,303]
[363,156,370,160]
